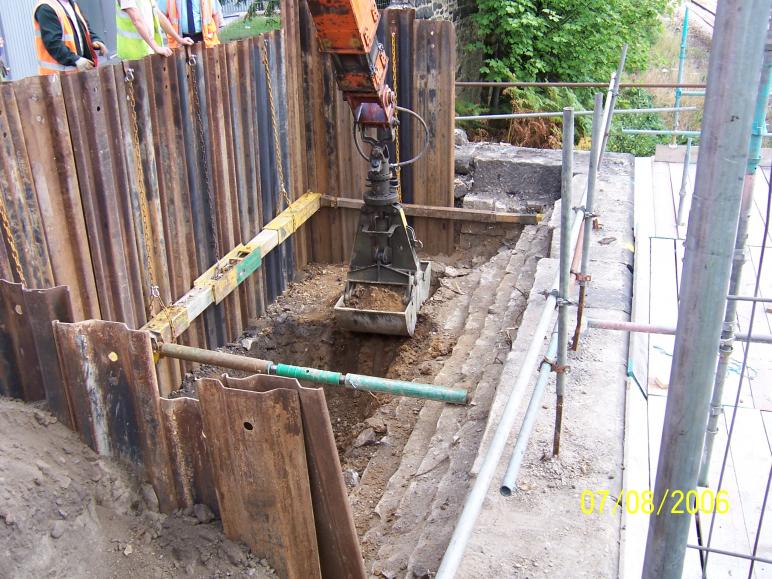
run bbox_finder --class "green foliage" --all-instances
[505,87,592,137]
[471,0,672,83]
[219,15,280,43]
[605,88,688,156]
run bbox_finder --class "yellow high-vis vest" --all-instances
[166,0,220,48]
[33,0,97,75]
[116,0,163,60]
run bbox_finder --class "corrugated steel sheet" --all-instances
[0,37,301,394]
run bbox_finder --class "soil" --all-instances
[0,398,276,579]
[171,235,515,559]
[344,284,406,312]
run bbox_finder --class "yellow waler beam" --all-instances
[144,192,321,342]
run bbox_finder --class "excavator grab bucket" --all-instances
[334,261,432,337]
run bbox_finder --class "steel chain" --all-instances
[260,38,295,228]
[124,64,175,339]
[0,192,25,286]
[187,51,221,263]
[391,30,401,201]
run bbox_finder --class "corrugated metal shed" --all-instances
[0,0,117,81]
[1,0,39,80]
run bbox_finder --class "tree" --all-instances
[236,0,279,19]
[471,0,671,83]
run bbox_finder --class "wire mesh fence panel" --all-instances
[220,0,252,17]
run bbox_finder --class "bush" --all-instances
[605,88,693,157]
[471,0,672,84]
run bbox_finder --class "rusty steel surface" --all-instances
[224,373,366,579]
[0,38,298,364]
[13,75,100,321]
[160,395,220,515]
[198,377,322,578]
[53,319,178,513]
[0,83,54,289]
[0,281,74,423]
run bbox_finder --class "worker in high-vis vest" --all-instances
[117,0,193,60]
[157,0,223,48]
[33,0,107,75]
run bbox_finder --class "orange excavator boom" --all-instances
[305,0,395,127]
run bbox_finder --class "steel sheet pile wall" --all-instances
[281,0,457,259]
[0,33,297,392]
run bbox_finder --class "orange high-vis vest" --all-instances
[33,0,97,75]
[167,0,220,49]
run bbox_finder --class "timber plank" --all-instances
[648,238,678,393]
[198,378,321,579]
[725,406,772,574]
[750,169,771,248]
[698,411,756,577]
[629,158,653,393]
[619,379,650,578]
[651,161,678,239]
[411,20,455,254]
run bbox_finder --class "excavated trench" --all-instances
[174,241,499,456]
[172,143,563,572]
[171,220,551,568]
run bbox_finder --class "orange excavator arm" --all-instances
[305,0,395,127]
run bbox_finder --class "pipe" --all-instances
[501,326,559,495]
[585,318,772,344]
[698,37,772,487]
[436,117,591,579]
[455,82,707,89]
[572,93,605,352]
[454,105,695,122]
[622,129,702,136]
[642,1,771,576]
[553,108,574,456]
[681,90,706,97]
[600,44,629,160]
[686,544,772,565]
[157,342,469,404]
[673,6,689,142]
[727,294,772,302]
[676,138,693,226]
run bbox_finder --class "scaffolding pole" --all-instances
[698,27,772,487]
[571,93,605,352]
[641,1,772,577]
[673,5,690,142]
[552,108,574,456]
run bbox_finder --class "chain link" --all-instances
[124,64,175,339]
[391,30,401,201]
[0,192,25,285]
[187,51,221,263]
[260,38,295,228]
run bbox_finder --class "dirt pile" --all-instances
[344,284,406,312]
[0,398,275,578]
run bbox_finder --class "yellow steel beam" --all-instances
[144,192,321,342]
